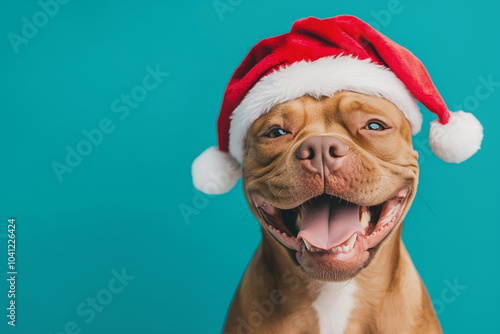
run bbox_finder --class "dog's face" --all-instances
[242,91,419,281]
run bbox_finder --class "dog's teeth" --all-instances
[346,234,357,250]
[304,235,358,254]
[360,207,370,230]
[303,239,313,252]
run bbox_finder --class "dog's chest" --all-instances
[312,280,357,334]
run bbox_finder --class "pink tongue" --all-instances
[297,197,364,250]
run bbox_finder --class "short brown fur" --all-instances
[223,92,441,334]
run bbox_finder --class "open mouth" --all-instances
[252,187,410,255]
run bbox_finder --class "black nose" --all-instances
[296,135,349,173]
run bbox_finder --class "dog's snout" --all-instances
[296,135,349,173]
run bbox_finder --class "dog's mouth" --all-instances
[252,186,410,256]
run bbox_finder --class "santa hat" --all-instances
[192,15,483,195]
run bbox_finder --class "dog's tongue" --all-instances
[297,197,364,250]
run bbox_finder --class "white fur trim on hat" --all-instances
[429,111,483,163]
[192,146,242,194]
[229,56,421,163]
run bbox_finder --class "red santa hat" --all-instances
[192,15,483,194]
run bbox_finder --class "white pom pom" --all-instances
[192,146,242,194]
[429,111,483,163]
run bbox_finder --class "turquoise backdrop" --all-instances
[1,1,499,333]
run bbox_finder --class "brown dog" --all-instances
[192,15,482,334]
[223,92,442,334]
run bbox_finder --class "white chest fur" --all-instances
[312,280,357,334]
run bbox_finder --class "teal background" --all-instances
[1,0,499,333]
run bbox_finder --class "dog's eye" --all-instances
[266,127,289,138]
[364,122,386,131]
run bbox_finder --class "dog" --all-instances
[191,15,482,334]
[223,92,441,333]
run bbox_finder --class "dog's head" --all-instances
[192,15,482,284]
[242,91,419,281]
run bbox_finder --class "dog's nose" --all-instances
[296,135,349,173]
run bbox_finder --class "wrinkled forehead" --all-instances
[253,92,411,132]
